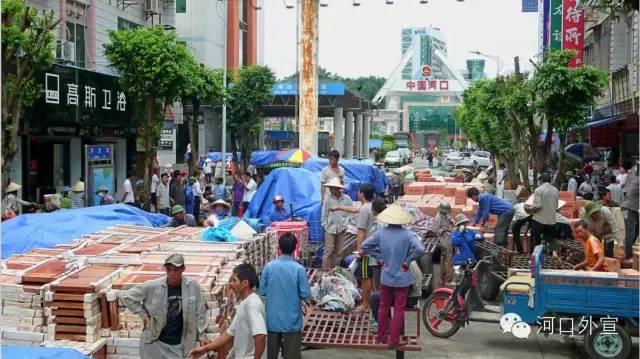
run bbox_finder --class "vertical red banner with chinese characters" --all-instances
[561,0,584,67]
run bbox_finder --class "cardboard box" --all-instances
[604,257,621,273]
[559,191,577,202]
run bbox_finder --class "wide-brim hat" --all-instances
[73,181,85,192]
[376,204,413,225]
[324,177,344,189]
[5,182,21,192]
[95,186,109,194]
[171,205,186,215]
[211,199,230,209]
[437,203,452,214]
[454,213,471,227]
[582,201,602,218]
[273,195,285,204]
[525,195,567,210]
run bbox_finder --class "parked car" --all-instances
[397,148,413,164]
[470,151,491,167]
[444,151,471,166]
[384,151,403,168]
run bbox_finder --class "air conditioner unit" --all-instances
[56,40,75,63]
[145,0,160,13]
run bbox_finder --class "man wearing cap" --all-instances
[269,195,291,223]
[96,186,117,205]
[321,177,353,269]
[467,187,514,247]
[205,200,230,228]
[526,174,559,253]
[583,201,623,258]
[170,171,186,207]
[123,253,207,358]
[432,203,453,285]
[360,204,425,347]
[166,205,197,227]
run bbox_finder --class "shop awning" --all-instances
[587,116,620,128]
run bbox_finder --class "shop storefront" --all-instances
[16,64,135,203]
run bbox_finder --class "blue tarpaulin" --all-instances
[245,168,323,242]
[301,158,388,195]
[1,345,87,359]
[1,204,169,259]
[250,151,281,166]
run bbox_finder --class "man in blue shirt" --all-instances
[361,204,425,348]
[259,232,310,359]
[467,187,515,247]
[269,195,291,223]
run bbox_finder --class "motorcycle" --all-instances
[421,257,500,338]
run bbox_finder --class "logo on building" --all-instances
[421,65,432,77]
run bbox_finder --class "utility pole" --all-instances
[221,0,228,183]
[298,0,319,155]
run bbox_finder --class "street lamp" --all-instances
[216,0,229,182]
[352,0,361,6]
[469,50,504,77]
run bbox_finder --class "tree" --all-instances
[1,0,59,194]
[531,50,607,184]
[180,65,224,173]
[227,65,276,171]
[104,26,198,209]
[282,67,386,101]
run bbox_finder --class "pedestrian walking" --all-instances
[95,186,116,205]
[622,167,639,259]
[71,181,85,209]
[184,177,197,216]
[122,171,136,206]
[156,173,171,216]
[360,204,425,347]
[607,175,623,205]
[526,174,559,253]
[122,253,207,358]
[189,263,266,359]
[321,150,345,198]
[170,170,186,207]
[204,158,213,184]
[259,233,311,359]
[582,201,623,258]
[466,187,514,247]
[321,177,353,269]
[427,151,433,167]
[269,195,291,223]
[232,174,244,217]
[242,172,257,212]
[329,183,377,309]
[192,174,203,220]
[165,205,197,227]
[432,203,453,286]
[151,169,160,212]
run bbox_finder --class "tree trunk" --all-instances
[140,94,157,211]
[1,102,20,198]
[187,100,201,175]
[555,134,567,188]
[230,132,240,173]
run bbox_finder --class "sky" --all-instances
[263,0,540,80]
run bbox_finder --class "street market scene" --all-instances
[1,0,639,358]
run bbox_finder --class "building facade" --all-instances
[583,7,639,165]
[13,0,175,203]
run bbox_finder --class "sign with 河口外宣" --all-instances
[24,64,135,134]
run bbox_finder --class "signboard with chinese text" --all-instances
[549,0,563,49]
[271,82,345,96]
[562,0,584,66]
[25,64,134,134]
[522,0,538,12]
[543,0,551,49]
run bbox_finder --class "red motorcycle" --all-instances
[421,258,500,338]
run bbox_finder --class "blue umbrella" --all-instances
[564,143,600,162]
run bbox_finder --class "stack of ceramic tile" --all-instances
[0,274,47,346]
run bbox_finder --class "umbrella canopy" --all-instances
[564,143,600,162]
[276,148,312,164]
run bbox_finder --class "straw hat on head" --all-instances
[376,204,413,225]
[72,181,85,192]
[5,182,21,193]
[324,177,344,189]
[211,199,230,209]
[454,213,471,227]
[95,186,109,194]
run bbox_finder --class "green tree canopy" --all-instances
[1,0,59,193]
[282,67,386,101]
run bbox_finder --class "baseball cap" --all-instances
[164,253,185,267]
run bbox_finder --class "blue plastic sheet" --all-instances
[250,151,280,166]
[245,168,323,242]
[1,345,87,359]
[1,204,170,259]
[301,158,388,195]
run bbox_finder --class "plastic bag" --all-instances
[201,226,237,242]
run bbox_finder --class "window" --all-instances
[66,22,86,68]
[176,0,186,13]
[118,17,141,30]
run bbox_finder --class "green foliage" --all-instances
[181,66,224,105]
[282,67,386,101]
[1,0,59,192]
[228,65,276,169]
[531,50,608,136]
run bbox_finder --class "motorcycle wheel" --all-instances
[422,293,461,338]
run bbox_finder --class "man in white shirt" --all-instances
[566,171,578,194]
[122,171,136,206]
[242,172,257,210]
[189,264,266,359]
[204,158,213,184]
[151,170,160,212]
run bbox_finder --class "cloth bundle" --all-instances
[311,267,361,312]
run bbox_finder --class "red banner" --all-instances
[561,0,584,67]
